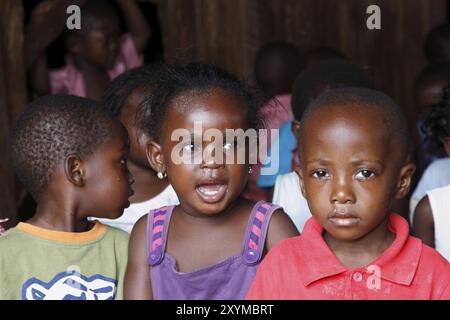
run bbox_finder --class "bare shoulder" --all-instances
[412,196,435,248]
[265,208,299,251]
[130,213,148,245]
[413,196,434,231]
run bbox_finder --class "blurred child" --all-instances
[124,63,298,300]
[28,0,150,100]
[410,85,450,217]
[247,88,450,299]
[244,42,302,202]
[424,24,450,64]
[258,60,375,232]
[413,63,450,174]
[0,95,133,300]
[95,65,179,233]
[413,90,450,261]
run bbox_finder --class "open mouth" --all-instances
[195,183,228,204]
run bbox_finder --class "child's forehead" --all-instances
[302,103,391,145]
[169,88,246,117]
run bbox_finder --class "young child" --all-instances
[413,63,450,175]
[259,59,375,232]
[410,83,450,217]
[0,95,133,300]
[413,91,450,261]
[245,42,302,202]
[95,65,179,233]
[247,88,450,299]
[28,0,150,100]
[124,63,299,300]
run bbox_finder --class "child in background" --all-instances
[413,90,450,261]
[410,85,450,218]
[260,60,375,232]
[28,0,150,100]
[96,65,179,233]
[244,42,302,202]
[0,95,133,300]
[125,63,298,300]
[247,88,450,299]
[413,63,450,175]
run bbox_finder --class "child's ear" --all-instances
[64,154,85,187]
[395,162,416,199]
[294,166,307,198]
[146,139,165,173]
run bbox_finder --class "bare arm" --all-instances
[115,0,151,52]
[124,214,153,299]
[24,0,88,69]
[265,209,299,252]
[412,196,435,248]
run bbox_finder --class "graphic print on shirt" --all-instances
[21,271,117,300]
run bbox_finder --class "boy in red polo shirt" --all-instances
[246,87,450,300]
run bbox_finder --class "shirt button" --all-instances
[353,272,363,282]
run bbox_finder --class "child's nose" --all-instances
[330,176,356,204]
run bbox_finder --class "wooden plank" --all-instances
[0,0,26,229]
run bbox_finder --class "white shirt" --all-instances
[95,185,179,233]
[410,158,450,222]
[426,184,450,262]
[272,172,311,233]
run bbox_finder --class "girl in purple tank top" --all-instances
[124,63,299,300]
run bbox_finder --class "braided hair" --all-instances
[422,84,450,147]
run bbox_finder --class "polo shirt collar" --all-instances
[298,213,422,287]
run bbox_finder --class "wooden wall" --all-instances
[0,0,26,228]
[156,0,446,124]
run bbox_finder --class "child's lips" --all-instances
[329,210,360,227]
[195,181,228,204]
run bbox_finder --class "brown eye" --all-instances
[312,170,330,179]
[355,170,375,179]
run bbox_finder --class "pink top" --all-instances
[243,94,293,202]
[49,33,142,97]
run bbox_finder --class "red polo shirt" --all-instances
[247,214,450,299]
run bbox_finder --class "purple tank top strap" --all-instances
[242,200,281,265]
[147,205,176,266]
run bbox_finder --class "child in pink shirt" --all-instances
[28,0,150,100]
[247,87,450,300]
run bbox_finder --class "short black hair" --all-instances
[299,87,410,161]
[101,63,167,118]
[138,63,264,142]
[422,84,450,146]
[291,60,375,120]
[9,95,117,200]
[424,24,450,64]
